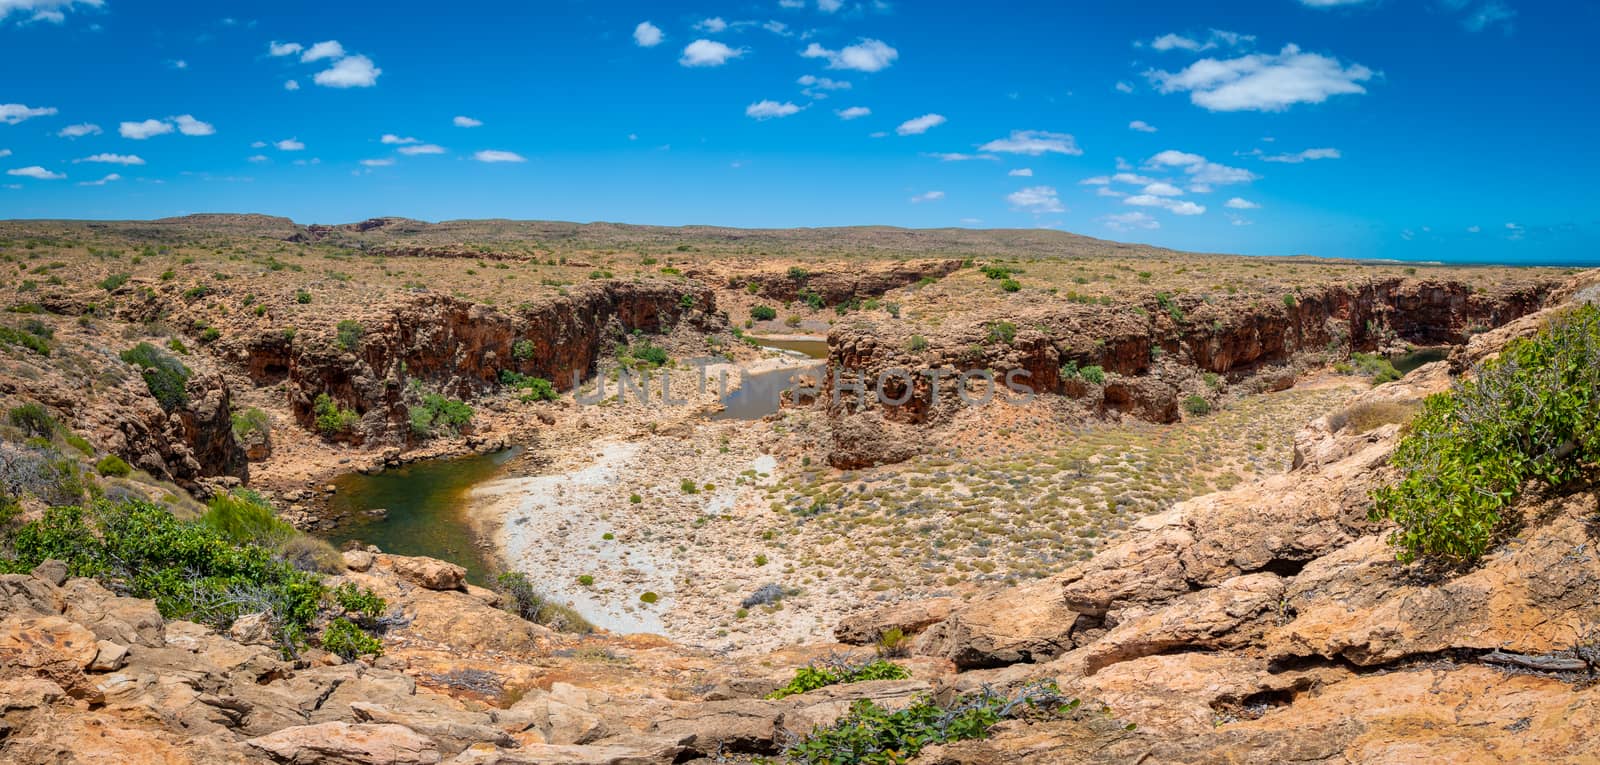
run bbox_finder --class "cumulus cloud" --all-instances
[75,153,143,165]
[799,74,851,97]
[398,144,445,155]
[1129,120,1157,133]
[923,152,997,162]
[909,190,944,203]
[119,119,174,139]
[473,150,525,163]
[1007,185,1064,214]
[746,100,802,119]
[695,16,728,33]
[1146,44,1375,112]
[801,38,898,72]
[1009,168,1033,177]
[896,113,946,135]
[1115,81,1135,93]
[680,39,744,67]
[1126,194,1205,215]
[633,21,663,47]
[284,80,300,91]
[0,0,102,23]
[1226,197,1261,209]
[0,103,57,125]
[1145,150,1258,185]
[56,122,100,138]
[314,54,381,87]
[359,158,394,167]
[275,138,304,151]
[1104,212,1160,231]
[247,154,268,163]
[835,106,871,120]
[173,114,214,135]
[1142,182,1183,196]
[454,116,483,128]
[78,173,120,186]
[268,40,303,56]
[1147,29,1255,52]
[381,134,419,145]
[300,40,345,63]
[978,130,1082,156]
[7,166,64,180]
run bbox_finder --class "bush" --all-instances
[1371,304,1600,563]
[999,278,1021,292]
[768,658,910,699]
[332,582,388,628]
[1350,352,1403,385]
[1329,400,1420,434]
[232,407,270,439]
[631,342,669,368]
[201,489,295,549]
[313,394,360,436]
[985,321,1017,345]
[906,335,929,352]
[4,498,325,654]
[1183,395,1211,416]
[1080,365,1105,385]
[511,339,535,361]
[121,343,191,411]
[0,325,51,355]
[500,370,558,402]
[787,683,1071,764]
[335,320,363,351]
[99,273,131,291]
[979,264,1013,280]
[95,454,131,477]
[320,617,383,660]
[409,393,474,437]
[1156,292,1185,323]
[494,571,593,633]
[295,290,312,304]
[639,591,659,604]
[7,403,55,437]
[750,305,777,321]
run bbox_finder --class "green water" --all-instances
[323,448,521,585]
[1390,347,1451,374]
[750,336,829,359]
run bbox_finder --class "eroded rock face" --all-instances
[685,259,962,305]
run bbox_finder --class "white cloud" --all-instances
[77,173,119,186]
[1007,185,1064,214]
[1008,168,1033,177]
[0,103,57,125]
[695,17,728,33]
[764,20,792,36]
[381,134,419,145]
[119,119,174,139]
[1111,172,1157,185]
[746,100,802,119]
[1104,211,1160,231]
[909,190,944,203]
[818,0,843,11]
[56,122,100,138]
[799,74,851,96]
[300,40,345,63]
[633,21,663,47]
[284,79,300,91]
[978,129,1082,156]
[802,38,898,72]
[0,0,102,23]
[1144,150,1259,185]
[779,0,805,7]
[924,152,997,162]
[75,153,143,165]
[247,154,268,163]
[680,39,744,67]
[1128,120,1157,133]
[1251,147,1340,163]
[1148,29,1255,52]
[473,150,526,163]
[275,138,304,151]
[0,150,7,158]
[7,166,64,180]
[835,106,871,120]
[1151,33,1203,52]
[1147,44,1374,112]
[360,158,394,167]
[173,114,214,136]
[454,116,483,128]
[896,113,946,136]
[398,143,445,155]
[314,54,381,87]
[1142,182,1183,196]
[1115,81,1135,93]
[1225,197,1260,209]
[268,40,302,57]
[1467,225,1481,233]
[1080,176,1110,185]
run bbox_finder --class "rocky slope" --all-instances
[817,276,1555,468]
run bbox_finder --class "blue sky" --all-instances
[0,0,1595,264]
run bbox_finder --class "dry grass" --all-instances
[1328,399,1421,434]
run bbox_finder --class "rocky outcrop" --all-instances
[685,258,962,305]
[817,276,1555,467]
[230,279,714,445]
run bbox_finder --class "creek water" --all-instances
[711,336,828,420]
[1389,346,1451,374]
[323,448,521,585]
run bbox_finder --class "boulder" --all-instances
[247,722,443,765]
[387,556,467,591]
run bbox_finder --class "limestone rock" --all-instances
[247,722,443,764]
[387,555,468,591]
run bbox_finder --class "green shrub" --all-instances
[750,305,777,321]
[335,320,363,351]
[1350,352,1403,385]
[1183,395,1211,416]
[979,264,1013,280]
[231,407,270,439]
[495,571,593,633]
[1156,292,1185,323]
[120,343,191,411]
[1283,293,1297,308]
[0,325,51,355]
[409,393,474,437]
[985,321,1017,345]
[320,617,383,660]
[99,273,131,291]
[7,403,55,437]
[1080,365,1106,385]
[511,339,535,361]
[313,394,360,436]
[95,454,131,477]
[500,370,558,402]
[332,582,388,626]
[4,499,325,654]
[577,574,594,586]
[295,289,312,304]
[1371,304,1600,563]
[630,341,669,368]
[639,591,659,604]
[768,658,911,699]
[787,683,1071,764]
[201,489,295,548]
[999,278,1021,292]
[680,479,698,494]
[906,335,929,352]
